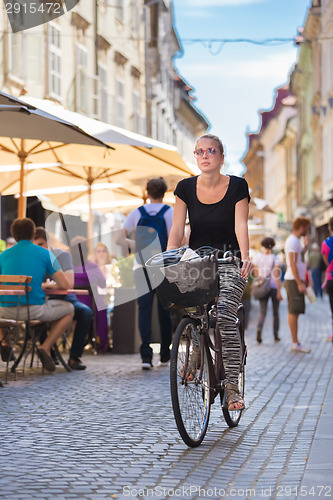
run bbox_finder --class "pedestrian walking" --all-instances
[252,237,282,344]
[308,242,323,298]
[284,216,311,353]
[167,133,252,411]
[116,177,173,370]
[321,216,333,341]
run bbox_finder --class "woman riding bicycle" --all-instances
[167,133,252,411]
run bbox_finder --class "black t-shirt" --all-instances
[174,175,250,257]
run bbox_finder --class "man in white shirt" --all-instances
[284,216,311,353]
[116,177,174,370]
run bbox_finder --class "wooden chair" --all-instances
[0,275,72,384]
[0,275,32,384]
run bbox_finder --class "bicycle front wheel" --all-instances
[170,317,211,447]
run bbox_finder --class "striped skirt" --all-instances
[217,261,247,385]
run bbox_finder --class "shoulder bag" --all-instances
[252,255,275,300]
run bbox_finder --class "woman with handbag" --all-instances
[252,237,282,344]
[321,216,333,342]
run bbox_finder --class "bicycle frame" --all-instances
[169,252,247,446]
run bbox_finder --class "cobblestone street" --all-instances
[1,293,332,500]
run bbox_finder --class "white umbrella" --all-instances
[0,91,111,217]
[0,94,193,238]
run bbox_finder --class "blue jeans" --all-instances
[311,268,323,298]
[257,288,280,336]
[134,268,172,362]
[56,296,93,359]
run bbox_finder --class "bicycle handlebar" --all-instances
[217,250,242,265]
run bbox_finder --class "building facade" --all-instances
[243,0,333,244]
[0,0,208,166]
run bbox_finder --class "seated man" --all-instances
[34,227,92,370]
[0,218,74,372]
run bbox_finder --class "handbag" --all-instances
[251,255,275,300]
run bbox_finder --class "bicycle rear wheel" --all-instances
[221,311,246,427]
[170,317,211,447]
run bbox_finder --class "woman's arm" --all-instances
[273,262,283,300]
[115,227,135,254]
[235,198,252,278]
[167,196,187,250]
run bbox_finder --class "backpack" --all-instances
[135,205,170,265]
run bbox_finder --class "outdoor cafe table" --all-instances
[0,290,26,295]
[45,289,89,296]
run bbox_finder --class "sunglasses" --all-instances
[193,147,217,158]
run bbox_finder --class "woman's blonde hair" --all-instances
[93,242,111,264]
[196,134,224,156]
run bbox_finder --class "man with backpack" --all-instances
[118,177,173,369]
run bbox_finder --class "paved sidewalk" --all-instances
[0,293,332,499]
[297,345,333,499]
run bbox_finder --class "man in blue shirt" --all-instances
[0,218,74,371]
[34,227,92,370]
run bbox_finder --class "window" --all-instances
[116,78,125,128]
[48,22,61,98]
[130,0,140,36]
[98,64,108,122]
[116,0,124,23]
[76,44,88,113]
[8,31,26,80]
[27,35,42,83]
[132,90,140,132]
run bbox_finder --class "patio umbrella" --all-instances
[0,162,189,240]
[0,94,193,239]
[22,176,181,214]
[0,91,112,217]
[21,96,189,170]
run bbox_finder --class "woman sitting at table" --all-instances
[70,237,109,353]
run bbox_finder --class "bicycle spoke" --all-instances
[170,318,211,447]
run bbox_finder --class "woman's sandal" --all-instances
[180,346,201,382]
[225,383,245,411]
[180,366,197,382]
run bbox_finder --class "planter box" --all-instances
[112,287,141,354]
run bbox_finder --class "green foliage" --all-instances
[115,255,135,288]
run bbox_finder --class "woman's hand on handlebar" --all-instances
[241,259,252,280]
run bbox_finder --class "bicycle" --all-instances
[146,246,247,447]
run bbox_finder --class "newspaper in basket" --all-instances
[145,246,219,309]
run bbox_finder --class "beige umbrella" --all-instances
[25,177,180,215]
[0,91,111,217]
[21,96,189,172]
[0,146,193,242]
[0,95,193,239]
[0,165,187,238]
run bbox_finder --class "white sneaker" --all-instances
[290,343,311,353]
[157,360,170,367]
[142,359,153,370]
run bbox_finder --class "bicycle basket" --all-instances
[145,246,219,309]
